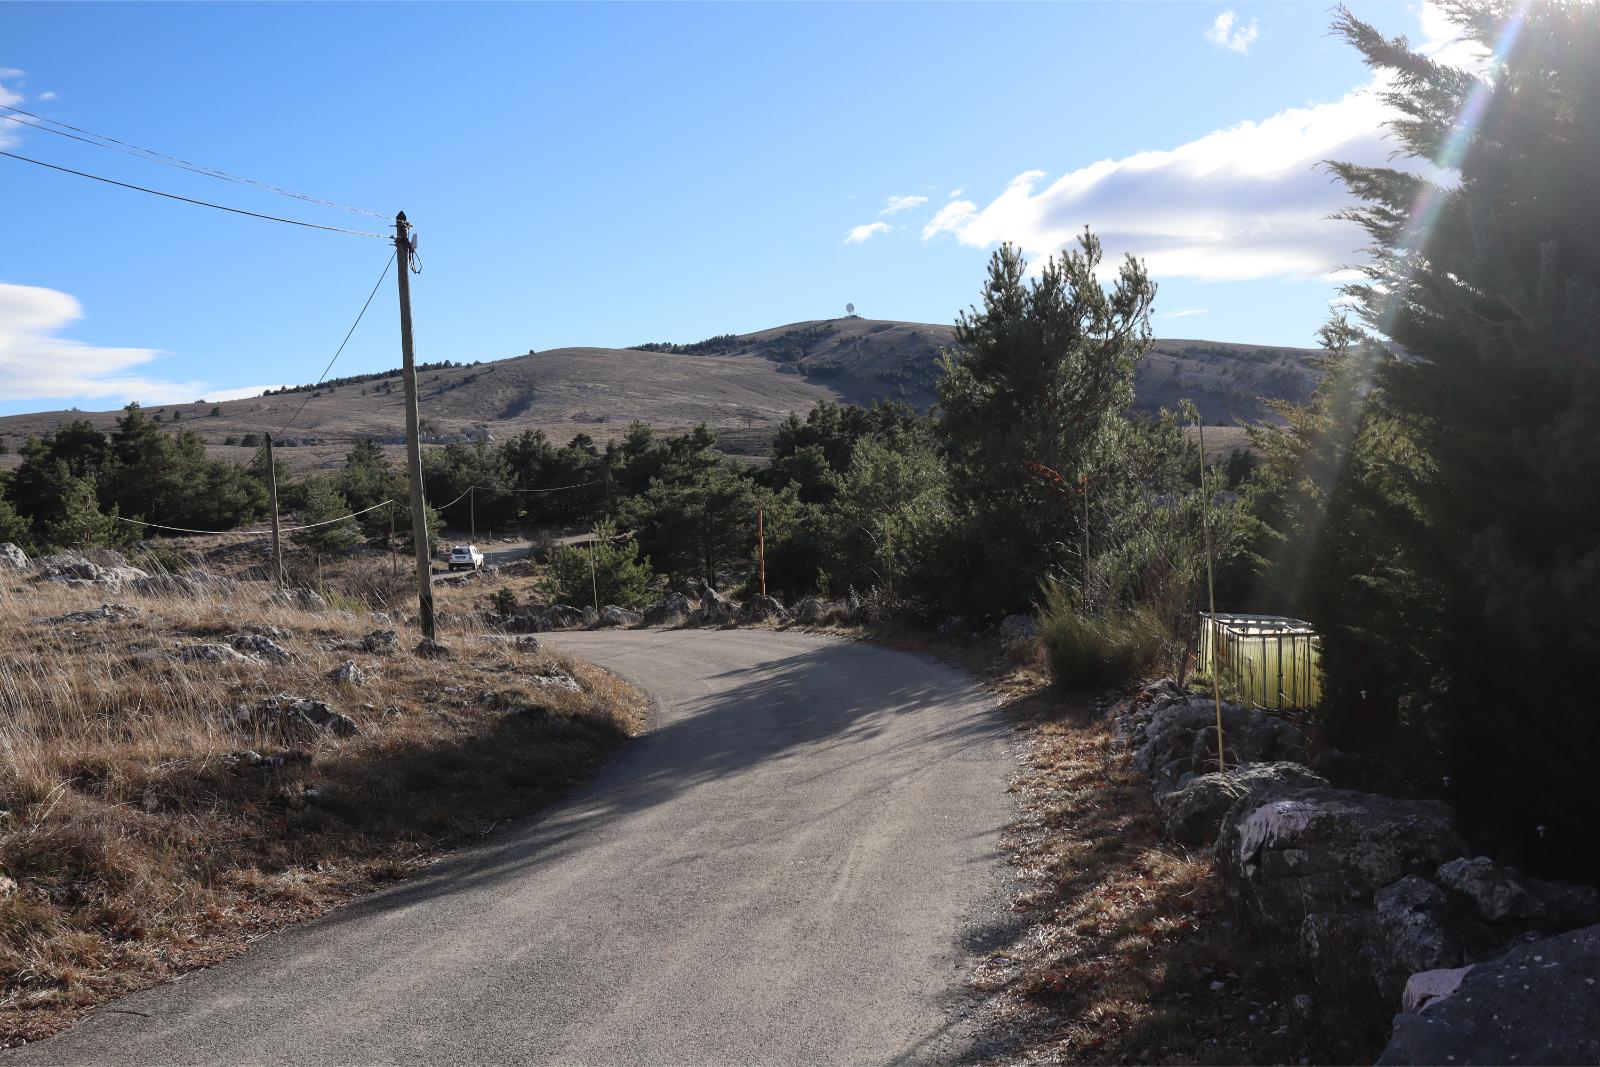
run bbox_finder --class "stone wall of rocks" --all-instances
[1110,678,1600,1065]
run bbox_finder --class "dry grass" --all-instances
[970,676,1370,1065]
[0,568,646,1046]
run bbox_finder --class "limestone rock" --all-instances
[1219,787,1464,931]
[642,592,695,627]
[597,605,643,628]
[414,638,451,659]
[1377,922,1600,1066]
[1156,761,1329,847]
[695,585,739,627]
[1436,856,1534,922]
[0,543,28,570]
[740,595,788,624]
[360,629,399,654]
[227,633,294,663]
[328,659,366,686]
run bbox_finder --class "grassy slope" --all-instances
[0,569,646,1046]
[0,318,1318,472]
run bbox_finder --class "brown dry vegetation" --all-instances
[0,571,646,1046]
[853,633,1357,1066]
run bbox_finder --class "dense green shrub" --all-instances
[546,521,654,608]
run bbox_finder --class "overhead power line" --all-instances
[0,103,389,219]
[114,498,398,536]
[0,149,392,239]
[275,250,398,438]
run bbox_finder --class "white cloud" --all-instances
[1204,10,1260,54]
[844,221,892,244]
[1163,308,1209,319]
[880,194,928,215]
[922,199,978,241]
[36,90,55,102]
[948,187,965,198]
[0,282,263,408]
[918,78,1413,281]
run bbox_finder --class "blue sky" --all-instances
[0,1,1450,416]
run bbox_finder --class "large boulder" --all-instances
[1436,856,1535,922]
[1219,787,1464,931]
[1135,697,1306,795]
[794,597,845,626]
[740,595,788,624]
[1377,922,1600,1066]
[0,543,28,571]
[642,592,695,627]
[1300,875,1464,1004]
[597,605,642,628]
[1156,761,1329,847]
[694,585,739,627]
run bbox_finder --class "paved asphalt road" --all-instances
[12,629,1014,1066]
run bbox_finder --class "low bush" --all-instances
[1037,579,1169,691]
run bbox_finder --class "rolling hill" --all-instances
[0,316,1321,470]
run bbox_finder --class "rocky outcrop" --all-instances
[794,597,848,626]
[694,585,738,627]
[1155,761,1328,847]
[515,635,543,654]
[530,666,581,693]
[642,592,695,627]
[1219,787,1464,930]
[1377,922,1600,1066]
[231,694,358,739]
[39,603,138,626]
[414,638,451,659]
[1133,696,1307,796]
[1300,875,1464,1003]
[597,605,643,628]
[226,633,293,663]
[360,629,399,654]
[740,595,788,624]
[176,642,261,665]
[274,587,329,612]
[33,552,149,589]
[0,543,28,570]
[520,604,589,631]
[328,659,366,686]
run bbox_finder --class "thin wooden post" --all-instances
[395,211,435,639]
[589,533,599,614]
[469,486,475,543]
[757,506,767,598]
[389,500,397,577]
[266,432,283,586]
[1196,417,1226,771]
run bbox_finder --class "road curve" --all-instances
[13,629,1014,1066]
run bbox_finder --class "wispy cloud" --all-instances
[948,187,965,199]
[36,90,55,102]
[0,69,23,149]
[1204,10,1260,54]
[0,282,267,408]
[1163,308,1209,319]
[922,199,978,242]
[844,221,892,244]
[880,194,928,215]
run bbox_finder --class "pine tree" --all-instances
[1305,1,1600,870]
[936,232,1156,617]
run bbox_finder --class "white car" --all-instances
[447,544,484,571]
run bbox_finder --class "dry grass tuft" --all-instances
[0,568,645,1046]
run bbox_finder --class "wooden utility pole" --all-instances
[757,506,767,598]
[589,533,599,614]
[469,486,475,543]
[265,432,283,586]
[395,211,436,639]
